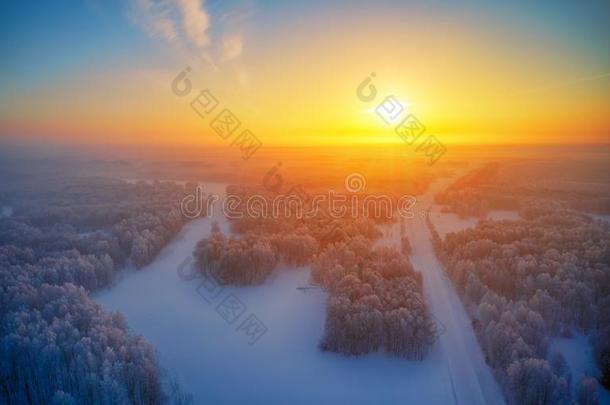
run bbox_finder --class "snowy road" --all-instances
[383,175,505,405]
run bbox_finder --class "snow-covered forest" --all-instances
[192,185,437,360]
[312,237,437,359]
[435,161,610,218]
[3,158,609,404]
[0,176,191,404]
[432,193,610,404]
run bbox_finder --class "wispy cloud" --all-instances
[131,0,209,49]
[221,35,243,60]
[220,5,255,26]
[131,0,178,42]
[513,71,610,96]
[130,0,251,71]
[175,0,210,47]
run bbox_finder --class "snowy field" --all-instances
[96,221,461,404]
[95,181,488,404]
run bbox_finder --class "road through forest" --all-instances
[396,175,504,405]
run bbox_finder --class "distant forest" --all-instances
[435,162,610,218]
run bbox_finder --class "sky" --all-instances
[1,0,609,148]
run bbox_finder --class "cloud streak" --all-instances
[176,0,210,47]
[513,71,610,96]
[130,0,250,73]
[221,35,243,60]
[131,0,210,50]
[132,0,178,42]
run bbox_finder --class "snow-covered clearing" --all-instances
[95,177,507,404]
[97,244,457,404]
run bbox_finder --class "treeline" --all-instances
[1,178,188,280]
[434,163,517,218]
[435,199,610,404]
[191,186,436,360]
[0,177,193,404]
[195,229,278,285]
[194,216,382,286]
[435,162,610,218]
[399,216,412,255]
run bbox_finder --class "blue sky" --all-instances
[2,0,609,89]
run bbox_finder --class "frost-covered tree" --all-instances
[313,238,435,360]
[576,377,599,405]
[507,358,570,405]
[194,231,278,285]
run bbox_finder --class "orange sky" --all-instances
[1,1,609,147]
